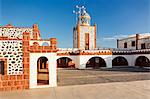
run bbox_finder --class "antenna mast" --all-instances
[73,5,86,24]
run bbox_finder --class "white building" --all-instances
[117,33,150,50]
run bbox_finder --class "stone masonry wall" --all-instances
[0,27,33,39]
[0,40,23,75]
[0,32,30,91]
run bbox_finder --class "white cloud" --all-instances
[102,34,128,41]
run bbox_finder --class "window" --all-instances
[141,43,146,49]
[131,41,135,47]
[124,42,127,48]
[85,33,89,50]
[0,61,4,75]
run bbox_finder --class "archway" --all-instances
[112,56,128,66]
[86,57,106,69]
[135,56,150,67]
[37,57,49,85]
[57,57,75,68]
[42,42,49,46]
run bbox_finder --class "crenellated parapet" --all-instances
[79,50,112,55]
[29,38,57,53]
[57,49,112,56]
[30,46,57,53]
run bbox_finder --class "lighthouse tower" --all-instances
[73,6,97,50]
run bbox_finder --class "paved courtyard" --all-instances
[0,66,150,99]
[0,80,150,99]
[58,66,150,86]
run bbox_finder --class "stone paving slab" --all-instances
[0,80,150,99]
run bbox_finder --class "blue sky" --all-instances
[0,0,149,48]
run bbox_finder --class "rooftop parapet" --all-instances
[113,49,150,55]
[57,49,112,56]
[29,38,57,53]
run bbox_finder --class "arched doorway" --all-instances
[86,57,106,69]
[135,56,150,67]
[37,57,49,85]
[112,56,128,66]
[57,57,75,68]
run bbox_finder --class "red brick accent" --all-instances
[0,36,22,40]
[29,38,57,53]
[33,24,41,40]
[79,51,112,55]
[0,75,29,91]
[30,46,58,53]
[22,32,30,89]
[50,38,57,50]
[57,51,112,56]
[5,24,14,28]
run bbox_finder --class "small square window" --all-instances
[141,43,146,49]
[124,42,127,48]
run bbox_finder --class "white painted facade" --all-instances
[118,33,150,49]
[113,54,150,66]
[78,55,112,69]
[80,26,95,50]
[73,26,96,50]
[57,54,112,69]
[118,37,136,50]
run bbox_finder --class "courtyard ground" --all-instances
[0,66,150,99]
[0,80,150,99]
[58,66,150,86]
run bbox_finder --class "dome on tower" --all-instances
[81,11,91,19]
[80,10,91,26]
